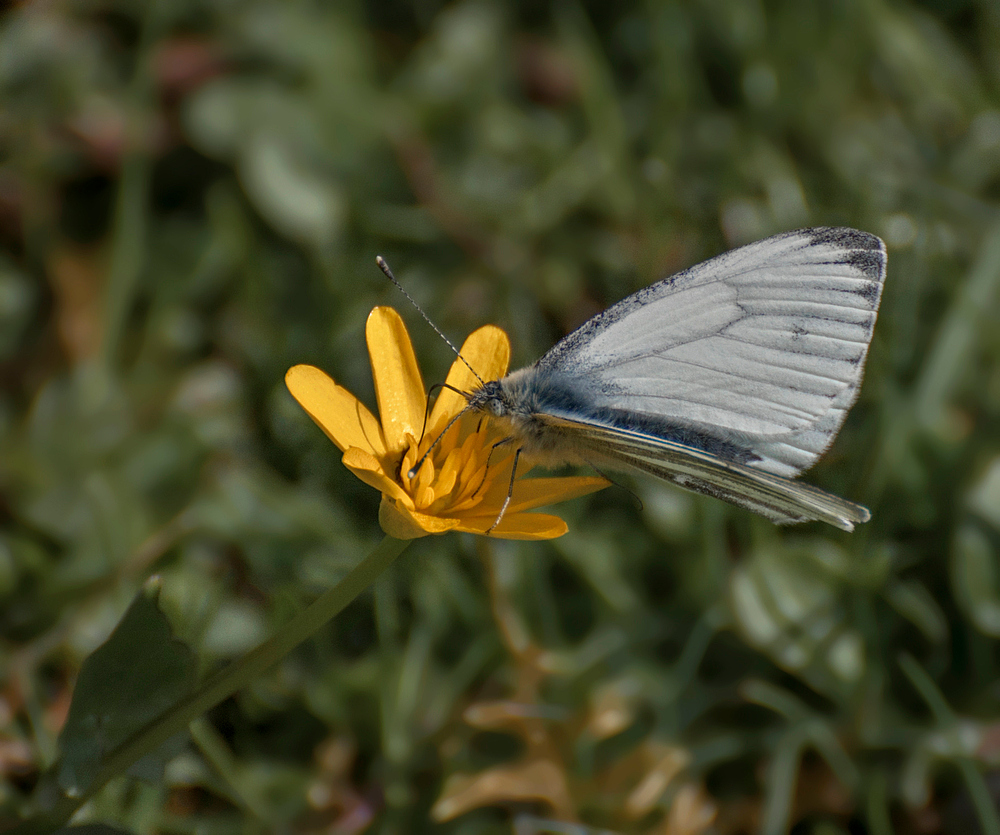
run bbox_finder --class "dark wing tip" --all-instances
[803,226,887,286]
[807,226,886,253]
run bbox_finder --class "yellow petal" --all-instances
[459,325,511,383]
[285,365,385,456]
[472,460,607,511]
[455,512,569,540]
[429,324,511,430]
[504,475,610,513]
[342,447,412,506]
[366,307,426,453]
[379,496,461,539]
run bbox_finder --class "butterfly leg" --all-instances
[473,437,514,498]
[486,446,522,534]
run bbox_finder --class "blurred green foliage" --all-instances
[2,0,1000,833]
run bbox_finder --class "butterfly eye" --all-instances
[488,399,505,417]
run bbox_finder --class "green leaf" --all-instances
[56,578,196,796]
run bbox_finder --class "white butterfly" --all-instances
[463,227,886,531]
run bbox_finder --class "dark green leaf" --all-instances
[56,578,196,795]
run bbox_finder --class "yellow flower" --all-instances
[286,307,608,540]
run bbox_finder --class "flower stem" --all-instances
[22,535,411,834]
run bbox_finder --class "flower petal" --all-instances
[366,307,426,452]
[455,512,569,540]
[342,447,411,506]
[285,365,385,456]
[429,324,511,430]
[379,496,462,539]
[504,475,610,513]
[467,453,608,516]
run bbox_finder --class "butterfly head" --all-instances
[467,379,511,417]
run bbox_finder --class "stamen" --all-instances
[408,404,473,478]
[473,437,513,498]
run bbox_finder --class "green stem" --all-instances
[20,534,411,834]
[100,151,150,368]
[99,0,164,369]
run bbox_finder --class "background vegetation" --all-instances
[2,0,1000,832]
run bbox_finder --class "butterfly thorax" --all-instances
[467,370,576,458]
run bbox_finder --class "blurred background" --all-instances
[2,0,1000,833]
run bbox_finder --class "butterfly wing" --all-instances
[531,227,886,477]
[537,414,870,531]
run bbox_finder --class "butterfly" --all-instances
[457,227,886,531]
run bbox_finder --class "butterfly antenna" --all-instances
[376,256,485,387]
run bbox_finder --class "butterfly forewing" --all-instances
[532,228,886,477]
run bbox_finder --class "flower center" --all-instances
[398,422,507,515]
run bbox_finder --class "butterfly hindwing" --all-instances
[537,414,870,531]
